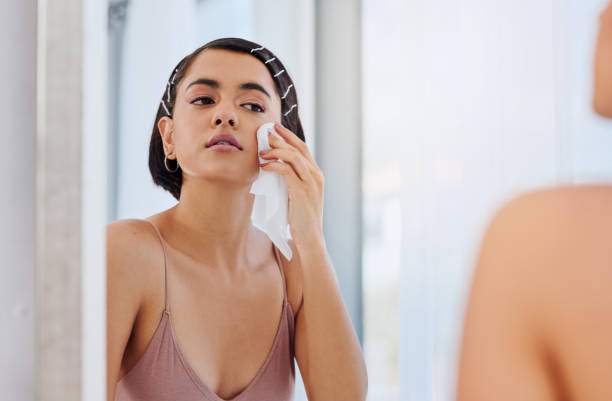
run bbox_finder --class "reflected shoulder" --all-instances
[474,183,612,349]
[485,185,612,248]
[106,218,165,298]
[458,185,612,400]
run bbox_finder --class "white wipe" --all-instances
[249,122,293,260]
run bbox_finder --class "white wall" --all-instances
[83,0,108,400]
[0,1,37,399]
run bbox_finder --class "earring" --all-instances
[164,153,179,173]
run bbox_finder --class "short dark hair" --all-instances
[148,37,305,200]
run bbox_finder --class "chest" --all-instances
[124,254,287,399]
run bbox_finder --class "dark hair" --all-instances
[148,38,305,201]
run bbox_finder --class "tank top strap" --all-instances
[272,245,288,302]
[143,219,170,312]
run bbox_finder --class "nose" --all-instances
[212,109,238,128]
[216,118,235,127]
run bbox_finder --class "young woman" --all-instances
[456,2,612,400]
[107,38,367,401]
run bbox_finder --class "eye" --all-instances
[192,96,214,105]
[243,103,265,113]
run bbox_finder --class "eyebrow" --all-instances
[185,78,271,99]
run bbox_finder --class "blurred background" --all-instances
[2,0,612,400]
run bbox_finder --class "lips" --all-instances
[206,133,242,150]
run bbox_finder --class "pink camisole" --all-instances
[114,219,296,401]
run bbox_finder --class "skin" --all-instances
[107,49,367,400]
[594,1,612,117]
[456,2,612,400]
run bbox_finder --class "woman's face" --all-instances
[594,1,612,117]
[160,49,283,186]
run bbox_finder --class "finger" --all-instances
[267,129,293,151]
[268,130,322,181]
[272,123,316,164]
[260,148,312,182]
[260,160,303,193]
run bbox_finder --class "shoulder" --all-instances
[106,218,167,303]
[106,218,151,239]
[471,185,612,347]
[459,189,612,399]
[278,239,304,318]
[478,185,612,286]
[489,184,612,223]
[106,218,162,263]
[482,185,612,260]
[106,218,168,391]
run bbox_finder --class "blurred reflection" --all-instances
[391,0,612,399]
[456,1,612,400]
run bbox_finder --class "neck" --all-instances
[166,177,265,274]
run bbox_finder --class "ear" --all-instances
[158,116,176,157]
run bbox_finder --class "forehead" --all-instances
[180,49,278,96]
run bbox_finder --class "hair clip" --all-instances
[250,46,265,53]
[160,99,171,117]
[264,57,276,64]
[273,69,285,78]
[166,68,179,102]
[281,84,293,100]
[283,104,297,117]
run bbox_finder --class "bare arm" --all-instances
[257,122,367,399]
[292,240,368,400]
[106,221,146,401]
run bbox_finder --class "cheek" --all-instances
[247,128,264,160]
[273,105,283,123]
[264,97,283,123]
[172,123,205,154]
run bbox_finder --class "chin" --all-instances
[201,165,259,183]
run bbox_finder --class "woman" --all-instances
[107,38,367,401]
[456,2,612,400]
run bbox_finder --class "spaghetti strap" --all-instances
[143,219,170,312]
[272,245,288,302]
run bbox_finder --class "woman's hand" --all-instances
[261,123,368,400]
[258,123,325,251]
